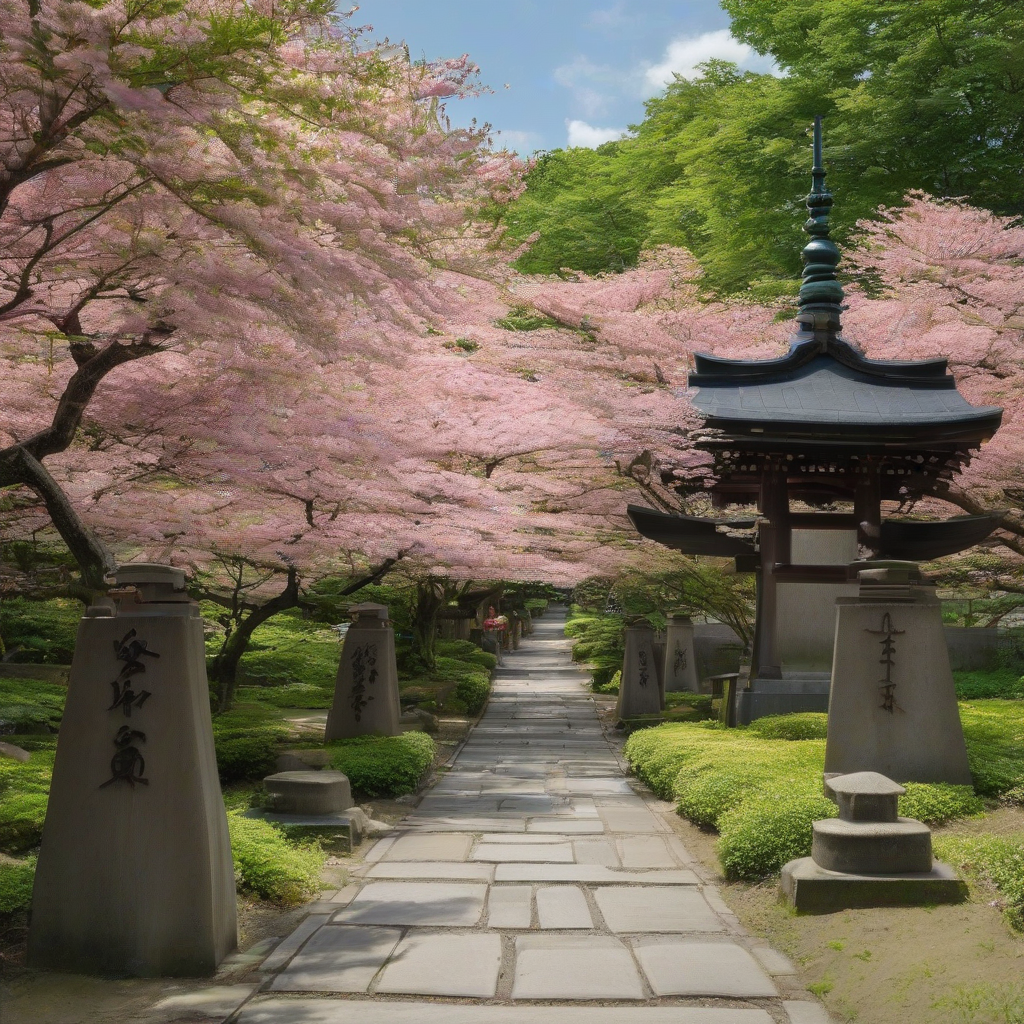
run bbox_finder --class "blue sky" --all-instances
[350,1,777,154]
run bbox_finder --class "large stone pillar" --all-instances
[325,603,401,740]
[29,564,236,977]
[825,565,972,785]
[615,619,662,720]
[664,613,699,692]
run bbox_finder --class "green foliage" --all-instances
[718,792,838,881]
[960,701,1024,797]
[449,674,490,717]
[935,832,1024,930]
[236,684,332,709]
[524,598,549,615]
[435,639,497,672]
[212,703,290,783]
[748,713,829,741]
[0,599,80,664]
[0,747,54,854]
[0,857,36,915]
[495,305,564,332]
[0,676,67,733]
[595,669,621,695]
[954,669,1024,701]
[565,612,625,688]
[327,732,435,797]
[443,337,480,353]
[226,813,325,905]
[898,783,984,825]
[503,2,1024,292]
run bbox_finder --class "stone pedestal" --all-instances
[29,564,236,977]
[264,770,353,815]
[664,614,698,693]
[825,566,972,785]
[781,771,965,912]
[615,620,662,721]
[325,603,401,741]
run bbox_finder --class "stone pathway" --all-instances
[237,608,828,1024]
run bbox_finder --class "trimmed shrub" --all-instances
[935,832,1024,930]
[595,670,620,695]
[233,614,341,690]
[436,639,497,672]
[212,704,290,784]
[226,813,325,904]
[327,732,435,797]
[898,783,984,825]
[954,669,1024,700]
[0,857,36,914]
[748,713,828,741]
[452,674,490,716]
[236,684,332,709]
[565,613,624,687]
[718,792,838,880]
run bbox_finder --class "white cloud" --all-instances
[554,56,629,118]
[496,129,543,155]
[643,29,777,93]
[566,120,626,149]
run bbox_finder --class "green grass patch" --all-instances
[899,783,984,825]
[935,832,1024,930]
[236,684,332,709]
[494,304,563,331]
[953,669,1024,700]
[0,746,55,854]
[0,676,67,734]
[959,701,1024,797]
[0,598,80,664]
[231,612,342,690]
[0,856,36,914]
[226,813,325,905]
[327,732,435,797]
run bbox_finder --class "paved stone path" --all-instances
[238,608,828,1024]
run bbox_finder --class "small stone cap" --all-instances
[827,772,907,797]
[108,563,191,603]
[668,612,693,625]
[855,561,924,585]
[826,771,905,823]
[350,602,389,622]
[265,770,349,785]
[627,615,654,629]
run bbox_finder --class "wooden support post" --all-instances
[752,467,790,680]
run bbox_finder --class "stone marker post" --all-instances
[29,564,236,977]
[664,613,699,692]
[325,603,401,740]
[825,564,972,785]
[615,618,663,721]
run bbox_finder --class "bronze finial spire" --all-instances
[796,116,844,338]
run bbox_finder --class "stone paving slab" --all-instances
[375,931,502,997]
[472,842,574,863]
[363,861,495,881]
[512,934,644,1000]
[151,984,257,1018]
[633,939,778,997]
[270,925,401,992]
[487,885,533,928]
[332,882,486,927]
[234,992,772,1017]
[783,1001,832,1024]
[536,885,593,928]
[383,834,472,861]
[594,886,724,932]
[495,864,699,884]
[260,914,330,973]
[526,819,605,834]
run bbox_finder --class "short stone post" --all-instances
[664,613,699,692]
[615,618,663,721]
[825,564,972,785]
[28,564,236,976]
[325,603,401,740]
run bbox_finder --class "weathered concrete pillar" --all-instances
[664,613,699,692]
[825,565,972,785]
[325,603,401,740]
[615,619,663,720]
[29,564,236,977]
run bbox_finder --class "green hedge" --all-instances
[625,705,1021,880]
[212,704,290,783]
[227,813,325,904]
[748,712,829,741]
[954,669,1024,700]
[327,732,435,797]
[935,832,1024,930]
[564,613,624,690]
[0,857,36,915]
[448,675,490,716]
[435,639,497,672]
[231,613,342,689]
